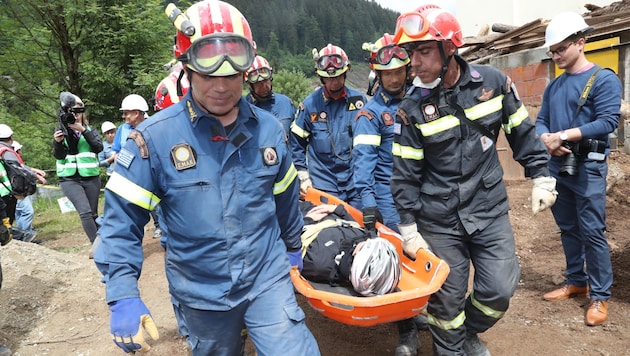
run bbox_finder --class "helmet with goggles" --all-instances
[154,63,190,111]
[171,0,256,76]
[393,5,463,48]
[363,33,410,71]
[312,44,350,78]
[244,55,273,84]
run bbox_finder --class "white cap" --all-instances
[101,121,117,134]
[12,140,22,151]
[120,94,149,112]
[544,12,593,48]
[0,124,13,139]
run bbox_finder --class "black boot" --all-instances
[395,318,419,356]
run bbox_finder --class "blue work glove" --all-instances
[287,249,303,272]
[362,206,383,231]
[109,297,159,353]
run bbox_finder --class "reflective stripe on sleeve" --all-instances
[105,172,161,211]
[353,134,381,147]
[290,123,310,139]
[392,143,424,161]
[502,105,529,134]
[274,163,298,195]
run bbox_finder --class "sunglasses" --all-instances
[393,12,430,44]
[70,107,86,114]
[373,45,409,65]
[245,67,272,83]
[546,42,575,58]
[178,33,256,75]
[315,55,344,71]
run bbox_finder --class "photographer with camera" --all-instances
[53,92,103,252]
[536,12,622,327]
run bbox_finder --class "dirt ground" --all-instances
[1,151,630,356]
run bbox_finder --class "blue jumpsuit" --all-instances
[290,86,366,208]
[95,95,319,356]
[245,91,296,139]
[352,87,404,231]
[536,65,621,301]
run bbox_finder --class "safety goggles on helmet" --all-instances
[245,67,272,83]
[178,33,256,75]
[373,45,409,65]
[393,12,430,44]
[315,54,345,71]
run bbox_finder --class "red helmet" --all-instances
[154,62,190,111]
[393,5,463,48]
[171,0,256,76]
[244,55,273,84]
[363,33,410,71]
[312,43,350,78]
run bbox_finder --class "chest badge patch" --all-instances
[382,112,394,126]
[421,103,440,122]
[261,147,279,166]
[317,111,328,122]
[170,143,197,171]
[347,96,365,111]
[477,87,494,101]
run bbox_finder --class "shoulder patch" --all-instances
[356,110,374,121]
[128,130,148,158]
[396,108,409,126]
[382,112,394,126]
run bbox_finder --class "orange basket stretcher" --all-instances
[290,188,450,327]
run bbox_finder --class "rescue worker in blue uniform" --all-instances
[94,2,320,355]
[290,44,366,208]
[244,55,296,140]
[390,6,558,356]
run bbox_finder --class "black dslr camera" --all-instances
[559,139,606,176]
[58,92,85,132]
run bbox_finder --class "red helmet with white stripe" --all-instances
[154,62,190,111]
[393,5,464,48]
[312,43,350,78]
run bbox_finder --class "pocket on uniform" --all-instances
[283,302,306,324]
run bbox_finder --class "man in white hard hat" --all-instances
[536,11,622,327]
[98,121,117,176]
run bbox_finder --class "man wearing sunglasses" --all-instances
[290,43,366,208]
[536,12,621,327]
[93,1,319,355]
[390,5,557,356]
[244,55,296,140]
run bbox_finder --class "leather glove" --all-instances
[287,249,303,272]
[109,297,159,353]
[297,170,312,195]
[0,218,12,246]
[531,176,558,214]
[362,206,383,231]
[398,223,430,259]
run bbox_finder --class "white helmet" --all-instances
[350,238,401,296]
[543,12,593,48]
[119,94,149,112]
[12,140,22,151]
[101,121,117,134]
[0,124,13,139]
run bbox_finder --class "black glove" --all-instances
[362,206,383,231]
[0,224,11,246]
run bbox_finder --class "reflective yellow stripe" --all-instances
[502,105,529,134]
[417,96,504,137]
[464,95,503,120]
[427,310,466,330]
[417,115,460,137]
[105,172,161,211]
[274,163,297,195]
[291,123,310,139]
[353,134,381,147]
[392,143,424,161]
[75,152,97,159]
[470,291,505,319]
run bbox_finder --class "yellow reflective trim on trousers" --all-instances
[290,123,310,139]
[105,172,161,211]
[502,105,529,134]
[470,291,505,319]
[427,310,466,330]
[274,163,298,195]
[392,143,424,161]
[353,134,381,147]
[464,95,503,120]
[416,115,460,137]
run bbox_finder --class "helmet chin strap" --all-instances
[249,84,273,102]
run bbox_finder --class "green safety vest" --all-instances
[0,163,12,197]
[56,131,100,177]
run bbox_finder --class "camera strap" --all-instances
[570,67,602,127]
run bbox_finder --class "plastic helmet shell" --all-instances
[350,238,402,296]
[120,94,149,112]
[544,12,592,47]
[395,5,463,48]
[11,140,22,151]
[101,121,117,134]
[0,124,13,139]
[367,33,410,71]
[154,63,190,111]
[244,55,273,83]
[314,43,350,78]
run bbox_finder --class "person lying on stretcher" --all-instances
[298,200,401,296]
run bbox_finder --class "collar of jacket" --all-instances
[185,94,258,129]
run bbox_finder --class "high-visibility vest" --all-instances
[0,163,11,197]
[56,132,100,177]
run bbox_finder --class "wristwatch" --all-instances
[559,131,568,141]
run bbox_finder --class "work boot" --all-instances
[543,284,588,301]
[585,299,608,326]
[395,318,419,356]
[0,344,11,356]
[413,312,430,331]
[463,333,490,356]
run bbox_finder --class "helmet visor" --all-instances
[315,54,344,71]
[182,34,255,76]
[245,67,272,83]
[393,12,430,43]
[374,45,409,65]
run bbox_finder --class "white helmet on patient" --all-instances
[350,238,401,296]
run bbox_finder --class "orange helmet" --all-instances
[244,55,273,84]
[393,5,463,48]
[363,33,410,71]
[154,63,190,110]
[170,0,256,76]
[312,44,350,78]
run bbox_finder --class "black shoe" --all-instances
[30,238,44,245]
[413,313,430,331]
[463,333,490,356]
[395,318,419,356]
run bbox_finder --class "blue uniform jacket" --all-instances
[245,91,296,138]
[96,94,303,310]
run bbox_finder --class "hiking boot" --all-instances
[463,333,490,356]
[0,344,11,356]
[413,312,430,331]
[543,284,588,301]
[585,300,608,326]
[395,318,419,356]
[21,230,38,243]
[152,228,162,239]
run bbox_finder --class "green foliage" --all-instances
[272,69,314,105]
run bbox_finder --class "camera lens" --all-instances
[559,152,578,176]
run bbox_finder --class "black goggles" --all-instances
[315,55,344,71]
[178,34,256,75]
[245,68,272,83]
[70,107,86,114]
[373,45,409,65]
